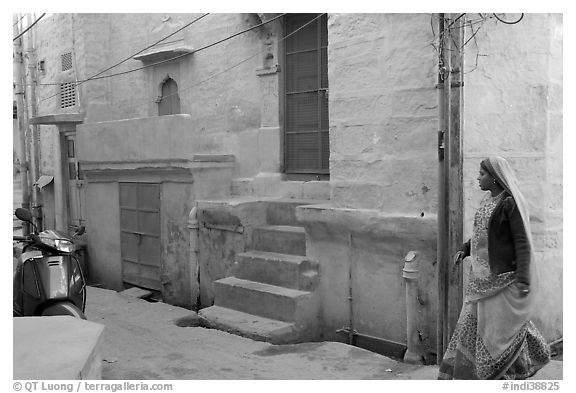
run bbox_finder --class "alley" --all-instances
[85,286,562,380]
[86,286,441,380]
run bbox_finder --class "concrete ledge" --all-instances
[295,203,437,241]
[14,316,105,380]
[30,113,85,125]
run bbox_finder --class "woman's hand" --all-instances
[512,282,530,298]
[453,251,465,266]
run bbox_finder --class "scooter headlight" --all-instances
[40,236,76,252]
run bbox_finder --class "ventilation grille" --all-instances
[60,82,77,108]
[61,52,73,71]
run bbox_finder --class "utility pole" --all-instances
[436,13,464,364]
[26,13,43,231]
[14,13,31,235]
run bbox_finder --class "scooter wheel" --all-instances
[41,301,87,320]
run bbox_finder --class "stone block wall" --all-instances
[327,13,439,216]
[462,13,563,340]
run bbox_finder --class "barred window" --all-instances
[61,52,73,71]
[60,82,77,108]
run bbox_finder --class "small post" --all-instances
[403,251,424,364]
[188,205,200,310]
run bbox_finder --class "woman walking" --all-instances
[438,156,550,380]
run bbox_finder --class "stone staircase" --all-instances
[199,199,322,344]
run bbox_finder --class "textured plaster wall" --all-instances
[327,13,439,216]
[76,13,264,178]
[33,13,268,179]
[160,182,194,308]
[196,200,268,306]
[32,14,78,178]
[77,115,229,162]
[462,14,562,340]
[84,182,122,289]
[296,206,438,352]
[304,14,440,350]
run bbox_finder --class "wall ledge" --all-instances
[80,156,235,180]
[296,203,437,240]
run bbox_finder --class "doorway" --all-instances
[119,182,162,291]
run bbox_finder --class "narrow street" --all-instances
[86,286,440,380]
[85,286,562,380]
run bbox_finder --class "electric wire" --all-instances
[81,13,209,85]
[39,13,286,87]
[104,13,325,110]
[34,13,287,109]
[13,13,46,41]
[78,12,287,82]
[32,11,209,112]
[492,13,524,25]
[30,14,209,112]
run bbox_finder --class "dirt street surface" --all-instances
[86,286,439,380]
[85,286,562,380]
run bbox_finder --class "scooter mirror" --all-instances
[15,208,33,223]
[75,226,86,236]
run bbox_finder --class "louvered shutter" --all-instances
[284,14,329,174]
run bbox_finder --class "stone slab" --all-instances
[199,305,299,344]
[13,316,105,380]
[118,287,153,300]
[214,277,310,322]
[252,225,306,256]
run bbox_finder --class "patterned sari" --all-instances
[438,193,550,380]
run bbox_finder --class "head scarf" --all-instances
[480,157,532,245]
[480,156,540,303]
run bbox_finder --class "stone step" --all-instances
[234,250,318,291]
[265,199,328,226]
[252,225,306,256]
[198,305,300,344]
[213,277,312,322]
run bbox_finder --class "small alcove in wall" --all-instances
[157,76,181,116]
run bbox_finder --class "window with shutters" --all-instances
[157,77,181,116]
[284,14,329,177]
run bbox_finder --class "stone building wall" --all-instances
[33,13,267,179]
[328,13,439,216]
[462,13,563,340]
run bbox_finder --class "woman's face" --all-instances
[477,167,494,191]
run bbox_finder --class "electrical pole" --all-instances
[14,13,31,235]
[26,13,43,231]
[437,13,464,364]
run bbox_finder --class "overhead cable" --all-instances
[80,13,209,85]
[66,13,324,113]
[13,13,46,41]
[43,13,286,86]
[35,13,287,109]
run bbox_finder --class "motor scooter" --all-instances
[13,207,87,319]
